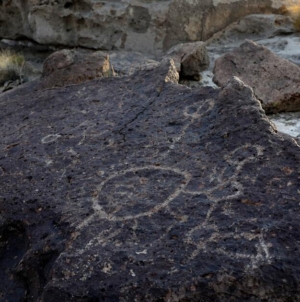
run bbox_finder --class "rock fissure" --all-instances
[117,97,158,143]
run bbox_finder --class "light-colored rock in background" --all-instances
[108,51,159,76]
[206,14,295,47]
[201,14,300,87]
[257,35,300,67]
[197,13,300,139]
[40,49,113,88]
[42,49,75,77]
[205,14,300,70]
[205,14,300,66]
[0,0,290,57]
[164,41,209,80]
[213,40,300,114]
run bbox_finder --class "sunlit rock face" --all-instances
[0,0,287,56]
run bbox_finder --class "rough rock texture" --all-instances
[203,14,299,81]
[213,40,300,113]
[205,14,296,48]
[1,61,300,301]
[40,49,113,88]
[0,0,288,56]
[165,42,209,80]
[199,13,300,89]
[108,51,159,77]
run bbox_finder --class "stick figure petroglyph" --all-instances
[65,99,272,276]
[72,141,270,272]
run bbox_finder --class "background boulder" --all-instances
[40,49,113,88]
[213,40,300,113]
[164,41,209,80]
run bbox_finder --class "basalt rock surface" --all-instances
[213,40,300,114]
[0,61,300,301]
[0,0,288,56]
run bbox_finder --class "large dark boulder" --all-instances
[0,61,300,301]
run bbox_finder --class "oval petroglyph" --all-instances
[70,96,272,272]
[41,133,61,144]
[92,165,191,221]
[74,141,271,271]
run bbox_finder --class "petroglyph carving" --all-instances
[1,59,299,300]
[72,97,270,272]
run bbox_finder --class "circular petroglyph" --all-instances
[94,166,190,220]
[73,139,269,271]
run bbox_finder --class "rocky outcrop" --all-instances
[108,51,159,77]
[199,13,300,139]
[200,14,298,88]
[165,41,209,80]
[0,0,289,56]
[1,60,300,301]
[213,40,300,113]
[205,14,296,48]
[40,49,113,88]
